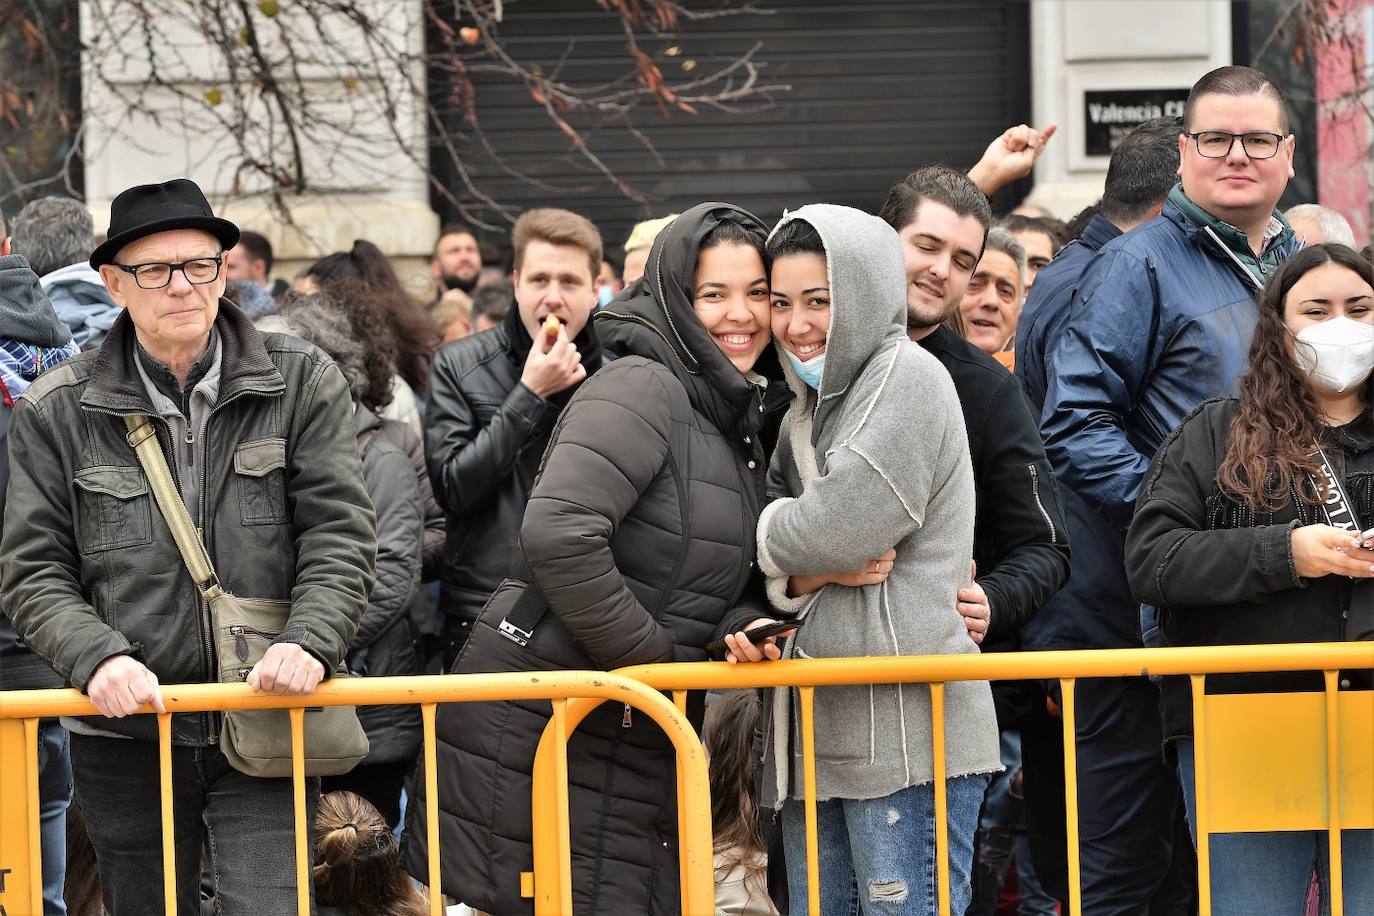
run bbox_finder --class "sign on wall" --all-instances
[1083,88,1189,157]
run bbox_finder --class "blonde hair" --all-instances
[432,289,472,332]
[511,208,602,278]
[624,214,678,253]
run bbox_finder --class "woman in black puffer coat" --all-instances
[401,203,790,915]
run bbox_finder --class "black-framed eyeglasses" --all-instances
[113,255,223,290]
[1187,130,1286,160]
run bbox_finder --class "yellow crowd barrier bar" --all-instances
[615,642,1373,916]
[799,686,820,915]
[1323,670,1344,916]
[158,713,177,916]
[0,671,712,916]
[0,716,44,915]
[420,702,442,916]
[289,707,310,916]
[930,682,951,916]
[527,688,714,916]
[1189,675,1212,916]
[1060,677,1082,916]
[3,644,1369,915]
[672,688,691,904]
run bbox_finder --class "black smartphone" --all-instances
[705,618,804,655]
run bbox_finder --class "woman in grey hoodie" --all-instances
[752,206,1001,915]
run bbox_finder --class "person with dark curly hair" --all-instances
[305,240,440,434]
[271,283,446,627]
[1127,243,1374,914]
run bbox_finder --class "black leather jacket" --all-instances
[424,307,604,660]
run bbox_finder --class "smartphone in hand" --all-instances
[705,619,804,655]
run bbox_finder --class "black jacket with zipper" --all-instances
[1126,398,1373,748]
[0,302,376,745]
[424,306,605,656]
[919,326,1071,652]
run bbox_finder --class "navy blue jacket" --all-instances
[1016,214,1122,416]
[1015,214,1124,651]
[1035,197,1299,649]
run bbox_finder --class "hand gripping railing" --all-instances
[595,642,1374,916]
[0,671,713,916]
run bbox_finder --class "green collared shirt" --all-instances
[1168,183,1295,287]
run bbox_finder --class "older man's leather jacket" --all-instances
[0,301,376,745]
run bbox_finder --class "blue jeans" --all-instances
[781,775,991,915]
[70,732,319,916]
[1177,739,1374,916]
[38,720,72,916]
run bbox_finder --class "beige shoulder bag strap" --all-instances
[123,415,222,597]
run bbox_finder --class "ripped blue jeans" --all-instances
[781,774,990,915]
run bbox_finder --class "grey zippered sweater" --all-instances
[756,204,1001,807]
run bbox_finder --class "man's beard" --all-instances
[906,298,951,331]
[441,271,479,294]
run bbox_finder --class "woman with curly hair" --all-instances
[1126,243,1374,915]
[305,240,440,434]
[298,278,447,586]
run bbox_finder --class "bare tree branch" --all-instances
[1,0,789,227]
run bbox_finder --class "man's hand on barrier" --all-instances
[248,643,326,695]
[957,560,991,645]
[1292,524,1374,579]
[88,655,167,718]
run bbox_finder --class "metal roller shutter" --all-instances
[430,0,1031,250]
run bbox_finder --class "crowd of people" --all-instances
[0,63,1370,916]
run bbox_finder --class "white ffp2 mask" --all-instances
[1294,316,1374,393]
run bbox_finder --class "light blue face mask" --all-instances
[785,349,826,390]
[597,285,616,308]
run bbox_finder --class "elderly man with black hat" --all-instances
[0,178,377,914]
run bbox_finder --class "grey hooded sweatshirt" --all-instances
[757,204,1001,808]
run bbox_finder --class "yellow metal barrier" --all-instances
[0,672,713,916]
[605,642,1374,916]
[3,644,1370,915]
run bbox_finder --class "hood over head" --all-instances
[595,201,777,440]
[767,204,907,428]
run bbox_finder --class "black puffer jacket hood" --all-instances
[597,201,774,443]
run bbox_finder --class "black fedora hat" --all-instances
[90,178,240,269]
